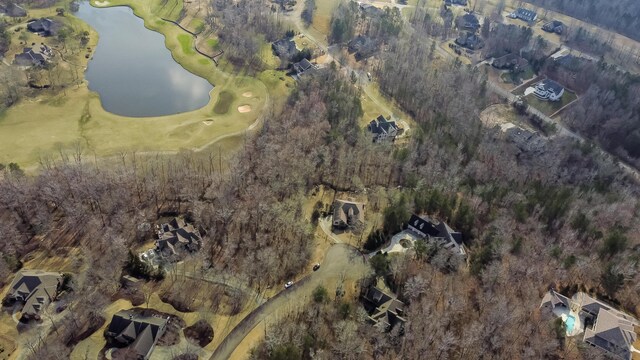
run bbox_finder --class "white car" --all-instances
[284,281,294,289]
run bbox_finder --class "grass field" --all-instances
[213,90,235,114]
[523,91,578,117]
[0,0,288,169]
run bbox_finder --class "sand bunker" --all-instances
[237,105,251,113]
[203,119,213,126]
[95,1,110,6]
[241,92,253,98]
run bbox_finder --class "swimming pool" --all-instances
[565,315,576,333]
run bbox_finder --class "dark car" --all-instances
[313,263,320,271]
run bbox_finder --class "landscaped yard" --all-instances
[500,66,535,85]
[523,90,578,117]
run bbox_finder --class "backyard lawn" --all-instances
[523,90,578,117]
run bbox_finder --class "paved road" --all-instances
[209,244,371,360]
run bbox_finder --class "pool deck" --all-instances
[553,307,586,337]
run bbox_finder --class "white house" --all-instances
[533,79,565,101]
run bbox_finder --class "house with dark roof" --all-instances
[444,0,468,6]
[407,214,440,238]
[27,18,59,37]
[509,8,537,23]
[155,217,202,259]
[347,35,379,61]
[492,53,529,71]
[367,115,401,142]
[503,124,546,155]
[460,13,480,31]
[542,20,565,34]
[105,309,168,360]
[533,79,564,101]
[540,290,640,360]
[405,214,466,255]
[271,38,297,59]
[292,58,317,77]
[0,2,27,17]
[332,200,365,230]
[361,287,406,331]
[4,270,62,319]
[359,3,384,17]
[13,47,47,67]
[455,31,484,50]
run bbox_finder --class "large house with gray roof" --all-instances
[407,214,466,255]
[4,270,62,319]
[509,8,537,23]
[332,200,365,230]
[541,289,640,360]
[155,217,202,259]
[367,115,401,142]
[105,309,169,360]
[361,286,406,331]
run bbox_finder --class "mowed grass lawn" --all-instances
[0,0,287,167]
[523,90,578,117]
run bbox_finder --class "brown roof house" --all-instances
[3,270,62,320]
[332,200,365,230]
[155,217,202,260]
[105,309,168,360]
[540,289,640,360]
[361,286,407,332]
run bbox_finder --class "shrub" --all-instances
[312,285,329,303]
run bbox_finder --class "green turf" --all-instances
[524,91,578,116]
[213,91,235,114]
[177,34,195,55]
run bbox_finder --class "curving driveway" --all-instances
[209,244,371,360]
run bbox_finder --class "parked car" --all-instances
[284,281,294,289]
[313,263,320,271]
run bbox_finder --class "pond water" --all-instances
[75,2,213,117]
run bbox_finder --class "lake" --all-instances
[75,2,213,117]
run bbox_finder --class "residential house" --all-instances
[361,287,406,331]
[13,47,47,67]
[360,3,384,17]
[502,124,546,155]
[155,217,202,258]
[533,79,565,101]
[0,2,27,17]
[332,200,365,230]
[105,309,168,360]
[509,8,537,23]
[407,214,440,238]
[541,290,640,360]
[542,20,565,34]
[347,35,379,61]
[492,53,529,71]
[271,38,297,59]
[455,31,484,50]
[444,0,468,6]
[27,18,59,37]
[555,54,590,71]
[406,214,466,256]
[292,58,317,77]
[460,13,480,31]
[367,115,402,142]
[4,270,62,319]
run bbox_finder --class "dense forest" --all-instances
[2,0,640,358]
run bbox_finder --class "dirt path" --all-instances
[209,244,370,360]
